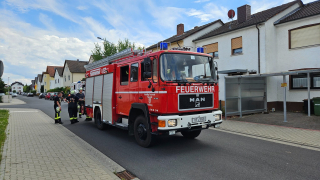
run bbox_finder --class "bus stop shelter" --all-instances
[224,69,320,122]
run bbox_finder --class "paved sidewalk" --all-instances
[213,120,320,150]
[0,108,125,180]
[0,99,26,106]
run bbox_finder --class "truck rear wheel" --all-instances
[181,130,201,139]
[134,115,155,148]
[95,109,107,130]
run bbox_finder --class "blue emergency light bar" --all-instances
[160,42,168,50]
[197,47,204,53]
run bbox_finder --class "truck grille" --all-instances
[178,93,213,111]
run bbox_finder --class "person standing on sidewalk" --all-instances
[76,88,85,118]
[66,90,79,124]
[54,92,63,124]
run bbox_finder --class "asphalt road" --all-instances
[3,96,320,180]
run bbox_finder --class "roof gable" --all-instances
[62,60,88,74]
[147,20,223,50]
[275,0,320,25]
[55,67,63,77]
[46,66,63,77]
[194,1,300,41]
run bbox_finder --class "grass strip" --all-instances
[0,110,9,163]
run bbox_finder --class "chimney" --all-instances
[237,5,251,24]
[177,23,184,36]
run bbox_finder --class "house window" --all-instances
[231,37,242,55]
[68,75,70,81]
[120,66,129,85]
[13,87,15,89]
[58,79,59,83]
[203,42,218,58]
[130,63,138,82]
[289,24,320,49]
[290,73,320,89]
[55,80,57,84]
[64,76,66,82]
[45,82,46,85]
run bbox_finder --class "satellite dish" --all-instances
[228,9,235,19]
[0,60,3,78]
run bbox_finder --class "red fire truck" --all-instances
[84,46,222,147]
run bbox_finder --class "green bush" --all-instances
[13,90,16,93]
[31,90,36,95]
[0,96,2,103]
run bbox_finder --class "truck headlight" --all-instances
[215,114,221,121]
[168,119,177,127]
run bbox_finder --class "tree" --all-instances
[91,38,144,62]
[23,85,31,93]
[0,78,5,93]
[13,90,16,93]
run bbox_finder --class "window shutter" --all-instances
[231,37,242,50]
[290,24,320,49]
[203,43,218,53]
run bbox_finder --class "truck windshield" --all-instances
[160,53,214,82]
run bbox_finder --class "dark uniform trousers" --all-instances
[68,106,78,121]
[54,107,61,121]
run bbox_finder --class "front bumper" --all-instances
[157,110,223,131]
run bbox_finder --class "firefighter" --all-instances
[76,88,85,118]
[54,92,63,124]
[65,90,79,124]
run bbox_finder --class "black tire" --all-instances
[181,130,202,139]
[95,109,107,130]
[134,115,155,148]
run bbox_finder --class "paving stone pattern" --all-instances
[1,108,121,180]
[218,120,320,149]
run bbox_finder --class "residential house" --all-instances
[62,60,88,88]
[88,55,95,64]
[146,20,223,52]
[11,81,24,93]
[192,0,320,111]
[34,77,38,92]
[42,72,50,93]
[42,66,63,92]
[54,67,64,88]
[36,74,42,93]
[30,80,35,90]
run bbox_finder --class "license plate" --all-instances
[215,124,220,128]
[202,125,207,128]
[192,116,206,123]
[169,130,176,135]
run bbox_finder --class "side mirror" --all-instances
[143,57,152,79]
[210,59,217,82]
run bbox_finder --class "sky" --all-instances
[0,0,315,85]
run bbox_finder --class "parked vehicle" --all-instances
[45,93,52,100]
[0,93,5,96]
[84,47,222,147]
[27,93,34,97]
[12,93,17,97]
[49,92,58,100]
[39,93,46,99]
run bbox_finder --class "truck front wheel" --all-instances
[134,115,155,148]
[181,130,201,139]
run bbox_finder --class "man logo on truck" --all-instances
[190,97,205,107]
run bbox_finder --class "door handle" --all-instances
[119,95,122,99]
[139,96,143,99]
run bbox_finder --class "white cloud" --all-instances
[0,9,94,84]
[5,0,79,23]
[3,73,30,85]
[194,0,210,3]
[77,6,87,10]
[39,13,55,30]
[187,3,229,22]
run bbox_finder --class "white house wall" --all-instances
[11,84,23,92]
[54,70,63,88]
[183,22,223,48]
[268,14,320,103]
[194,26,261,100]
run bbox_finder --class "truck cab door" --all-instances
[116,65,130,116]
[139,58,160,113]
[129,63,139,105]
